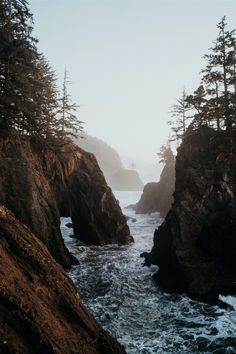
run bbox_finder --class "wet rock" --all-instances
[0,133,132,269]
[125,215,136,223]
[147,127,236,302]
[0,204,126,354]
[140,252,149,258]
[65,222,73,228]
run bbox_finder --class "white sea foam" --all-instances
[61,191,236,354]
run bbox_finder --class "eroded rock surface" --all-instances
[0,133,132,268]
[147,127,236,302]
[0,204,126,354]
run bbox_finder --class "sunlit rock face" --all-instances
[0,204,126,354]
[147,126,236,302]
[0,133,132,269]
[133,157,175,217]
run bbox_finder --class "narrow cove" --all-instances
[62,191,236,354]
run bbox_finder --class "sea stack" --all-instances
[147,126,236,302]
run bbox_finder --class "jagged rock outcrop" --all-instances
[0,204,126,354]
[133,153,175,217]
[76,134,123,182]
[0,133,132,269]
[147,126,236,302]
[76,134,144,191]
[109,169,144,191]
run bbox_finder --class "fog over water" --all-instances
[30,0,236,179]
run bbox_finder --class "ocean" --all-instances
[62,191,236,354]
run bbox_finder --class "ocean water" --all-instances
[62,191,236,354]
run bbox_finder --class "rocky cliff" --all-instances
[146,126,236,302]
[0,133,132,269]
[76,134,123,180]
[76,134,144,191]
[134,153,175,217]
[0,204,126,354]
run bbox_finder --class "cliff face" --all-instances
[147,127,236,302]
[134,157,175,217]
[0,134,132,269]
[0,204,126,354]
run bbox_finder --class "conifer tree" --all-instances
[229,37,236,120]
[168,88,191,142]
[34,55,59,141]
[0,0,40,134]
[57,69,83,140]
[157,143,174,165]
[201,16,236,133]
[186,85,210,128]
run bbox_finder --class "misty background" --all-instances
[30,0,236,182]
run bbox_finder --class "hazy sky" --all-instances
[30,0,236,168]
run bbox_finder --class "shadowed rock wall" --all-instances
[0,134,132,268]
[0,204,126,354]
[147,127,236,302]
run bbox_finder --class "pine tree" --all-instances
[33,54,59,141]
[186,85,210,128]
[201,16,236,133]
[57,69,83,140]
[157,143,174,165]
[168,88,191,142]
[0,0,40,134]
[229,36,236,122]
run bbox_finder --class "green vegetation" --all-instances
[169,16,236,143]
[157,143,174,165]
[0,0,82,146]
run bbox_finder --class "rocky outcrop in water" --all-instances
[0,204,126,354]
[0,133,132,269]
[147,126,236,302]
[133,151,175,217]
[76,135,144,191]
[109,169,144,191]
[76,134,123,180]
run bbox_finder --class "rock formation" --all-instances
[133,150,175,217]
[0,204,126,354]
[146,126,236,302]
[0,133,132,269]
[109,169,144,191]
[76,134,144,191]
[76,134,123,182]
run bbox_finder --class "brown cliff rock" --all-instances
[0,133,132,269]
[147,126,236,302]
[0,204,126,354]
